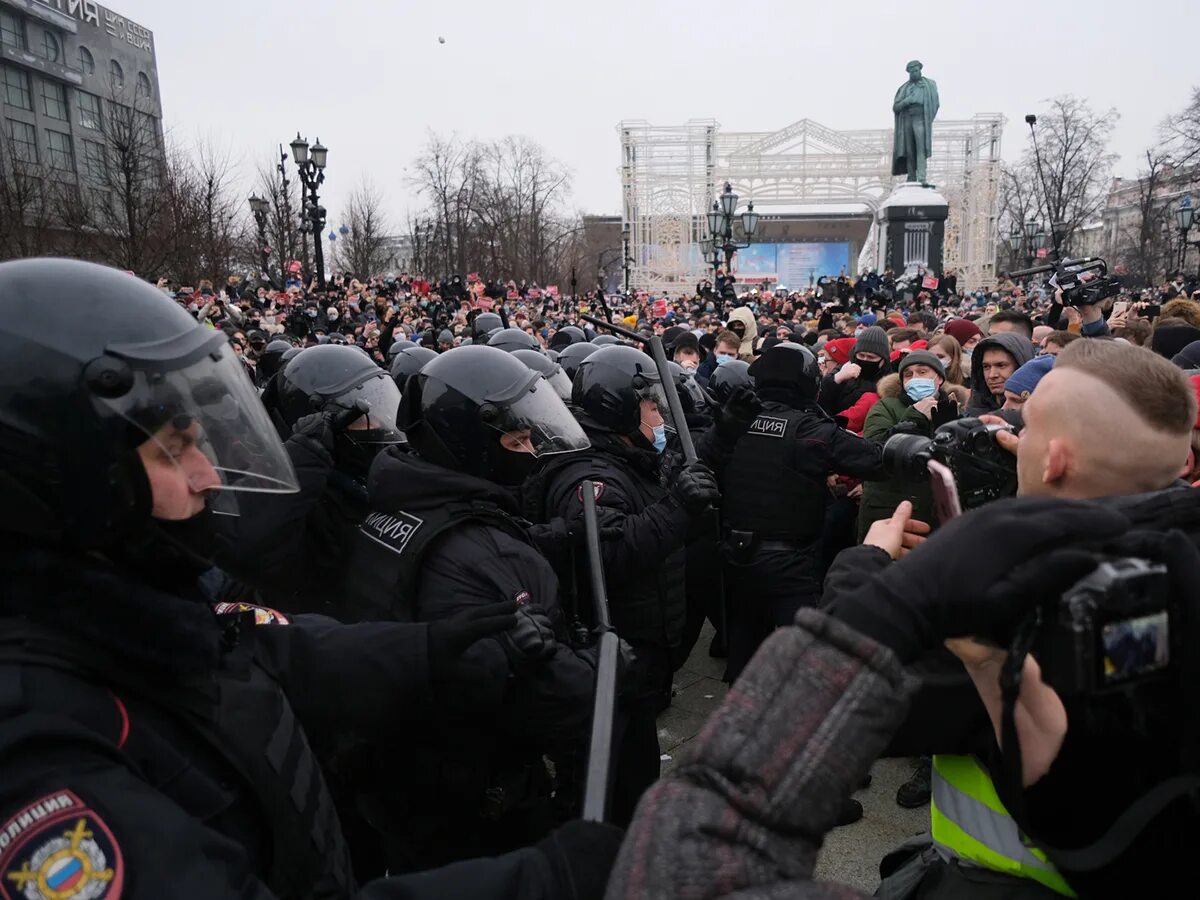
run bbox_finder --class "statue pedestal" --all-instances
[872,182,948,279]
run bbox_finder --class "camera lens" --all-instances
[883,433,934,479]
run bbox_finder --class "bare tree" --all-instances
[252,149,304,286]
[1163,86,1200,170]
[0,130,57,259]
[1112,150,1175,287]
[408,132,484,276]
[332,179,391,279]
[1020,95,1118,255]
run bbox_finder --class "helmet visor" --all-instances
[326,374,405,445]
[546,368,573,403]
[98,338,299,509]
[485,377,590,457]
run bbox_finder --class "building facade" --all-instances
[0,0,160,199]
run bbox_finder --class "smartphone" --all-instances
[1110,300,1130,318]
[928,459,962,524]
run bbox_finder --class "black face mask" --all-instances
[856,359,882,380]
[111,505,216,593]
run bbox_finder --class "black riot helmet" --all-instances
[706,358,752,405]
[388,344,438,391]
[472,312,503,339]
[667,361,708,417]
[386,340,409,360]
[592,334,621,347]
[488,327,541,354]
[257,339,294,382]
[572,345,668,436]
[0,258,298,555]
[750,343,821,401]
[557,341,599,381]
[549,325,587,350]
[272,344,404,477]
[399,345,590,485]
[511,349,573,402]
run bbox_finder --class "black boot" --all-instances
[896,757,932,809]
[834,797,863,827]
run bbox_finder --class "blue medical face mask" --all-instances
[715,353,736,366]
[651,424,667,453]
[904,377,938,402]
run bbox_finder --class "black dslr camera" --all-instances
[883,418,1018,511]
[1011,257,1122,308]
[1032,557,1174,697]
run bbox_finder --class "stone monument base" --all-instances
[871,182,949,278]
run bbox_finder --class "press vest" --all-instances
[0,616,355,900]
[931,754,1076,897]
[722,409,827,543]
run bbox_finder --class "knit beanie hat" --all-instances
[858,312,878,327]
[1190,375,1200,429]
[852,326,890,361]
[1151,325,1200,360]
[824,337,857,366]
[897,349,946,381]
[1170,339,1200,370]
[1004,354,1055,398]
[944,319,983,348]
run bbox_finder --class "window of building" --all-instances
[135,71,152,100]
[46,130,73,171]
[77,90,102,131]
[78,46,95,75]
[38,29,59,63]
[0,11,24,51]
[5,119,37,165]
[40,80,68,121]
[82,138,107,181]
[1,66,32,112]
[109,59,123,91]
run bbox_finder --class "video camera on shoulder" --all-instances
[883,418,1017,515]
[1029,557,1175,697]
[1011,257,1122,308]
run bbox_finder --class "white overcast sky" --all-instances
[114,0,1199,230]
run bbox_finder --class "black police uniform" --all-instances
[721,395,883,682]
[0,546,572,900]
[343,448,598,870]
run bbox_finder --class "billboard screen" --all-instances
[727,242,851,284]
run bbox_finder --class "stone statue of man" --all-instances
[891,60,939,184]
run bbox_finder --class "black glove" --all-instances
[826,497,1130,663]
[527,508,624,555]
[427,602,518,682]
[669,462,720,515]
[290,410,337,465]
[714,384,763,444]
[498,604,558,666]
[536,820,624,900]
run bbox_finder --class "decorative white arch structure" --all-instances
[619,114,1004,294]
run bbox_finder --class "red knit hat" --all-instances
[824,337,856,366]
[944,319,983,348]
[1190,375,1200,429]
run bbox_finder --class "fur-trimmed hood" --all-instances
[876,372,970,406]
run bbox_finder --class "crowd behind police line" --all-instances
[2,256,1200,899]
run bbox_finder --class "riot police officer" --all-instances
[219,344,404,614]
[557,341,599,381]
[0,258,620,899]
[343,345,603,869]
[512,348,574,402]
[389,343,438,391]
[533,345,753,825]
[488,327,542,354]
[720,343,884,683]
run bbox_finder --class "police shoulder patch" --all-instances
[748,415,788,438]
[360,510,425,556]
[576,481,605,502]
[212,602,290,625]
[0,791,123,900]
[513,590,532,607]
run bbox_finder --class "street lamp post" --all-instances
[1177,196,1195,275]
[290,133,329,290]
[705,181,759,281]
[621,224,632,295]
[248,194,271,284]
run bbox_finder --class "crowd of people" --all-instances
[2,255,1200,899]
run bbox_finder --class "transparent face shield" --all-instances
[485,376,590,457]
[98,334,299,515]
[327,374,405,446]
[545,368,574,403]
[634,380,673,434]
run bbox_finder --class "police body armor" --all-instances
[343,499,530,624]
[722,406,828,548]
[0,614,355,900]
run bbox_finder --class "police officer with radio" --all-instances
[218,344,405,615]
[0,259,620,900]
[721,343,884,684]
[342,345,605,870]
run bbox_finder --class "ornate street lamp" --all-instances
[248,194,271,283]
[292,133,329,288]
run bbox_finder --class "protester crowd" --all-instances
[2,254,1200,900]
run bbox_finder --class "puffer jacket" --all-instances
[857,373,966,537]
[726,306,758,361]
[964,332,1034,416]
